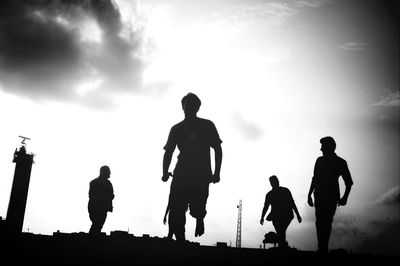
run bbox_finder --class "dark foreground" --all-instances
[1,232,396,265]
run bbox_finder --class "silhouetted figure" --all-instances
[162,92,223,242]
[88,165,114,235]
[263,231,278,249]
[260,175,302,248]
[307,137,353,254]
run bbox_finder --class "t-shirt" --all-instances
[312,153,353,202]
[164,117,222,179]
[88,177,114,212]
[264,187,295,221]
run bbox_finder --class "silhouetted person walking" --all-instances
[162,92,222,242]
[260,175,302,248]
[307,137,353,253]
[88,165,114,235]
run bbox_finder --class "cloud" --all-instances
[231,113,263,141]
[330,214,367,249]
[356,219,400,256]
[338,42,368,51]
[372,186,400,206]
[295,0,331,8]
[210,0,329,28]
[0,0,147,107]
[372,90,400,108]
[330,214,400,256]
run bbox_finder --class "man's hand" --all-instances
[210,173,220,184]
[162,172,172,182]
[338,197,348,206]
[260,218,264,225]
[307,194,314,207]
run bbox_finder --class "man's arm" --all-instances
[338,185,352,206]
[162,149,174,182]
[260,201,269,225]
[109,182,115,200]
[211,144,222,183]
[88,183,93,199]
[292,199,302,223]
[163,204,169,225]
[308,158,320,207]
[307,178,316,207]
[338,161,353,206]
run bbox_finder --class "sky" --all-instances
[0,0,399,256]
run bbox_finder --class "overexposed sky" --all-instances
[0,0,398,255]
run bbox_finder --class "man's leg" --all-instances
[189,182,209,237]
[168,180,188,242]
[89,211,107,235]
[168,204,187,242]
[315,201,337,252]
[273,219,291,248]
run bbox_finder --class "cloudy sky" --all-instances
[0,0,398,255]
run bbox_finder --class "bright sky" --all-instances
[0,0,398,255]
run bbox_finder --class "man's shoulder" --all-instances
[91,177,111,186]
[198,117,215,126]
[279,186,291,193]
[317,155,346,162]
[90,177,99,185]
[331,154,347,166]
[172,118,216,129]
[335,155,347,162]
[171,120,185,129]
[265,190,273,197]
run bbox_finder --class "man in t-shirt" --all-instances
[162,92,222,242]
[260,175,302,248]
[88,165,114,235]
[307,136,353,253]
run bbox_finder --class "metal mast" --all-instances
[236,199,242,248]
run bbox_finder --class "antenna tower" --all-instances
[236,199,242,248]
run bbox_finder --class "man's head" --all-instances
[269,175,279,189]
[100,165,111,179]
[320,136,336,156]
[181,92,201,119]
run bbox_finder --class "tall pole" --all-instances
[6,137,34,233]
[236,199,242,248]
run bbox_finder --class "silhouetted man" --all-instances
[88,165,114,235]
[162,92,222,242]
[260,175,302,248]
[307,137,353,253]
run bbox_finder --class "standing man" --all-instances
[88,165,114,235]
[307,136,353,253]
[260,175,302,248]
[162,92,222,242]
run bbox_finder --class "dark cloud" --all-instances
[0,0,145,107]
[356,219,400,256]
[232,113,263,141]
[330,215,367,250]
